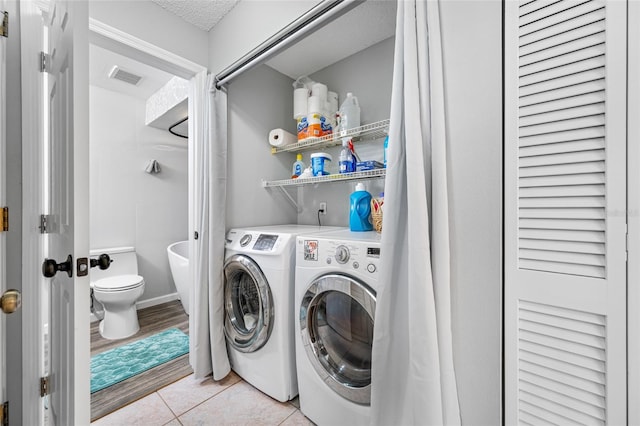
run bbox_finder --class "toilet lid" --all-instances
[93,275,144,292]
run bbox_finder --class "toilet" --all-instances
[90,247,145,340]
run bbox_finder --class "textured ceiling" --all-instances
[150,0,241,31]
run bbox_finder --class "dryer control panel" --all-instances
[297,231,381,280]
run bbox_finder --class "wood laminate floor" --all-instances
[90,300,192,422]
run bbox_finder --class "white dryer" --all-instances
[295,229,382,425]
[223,224,342,402]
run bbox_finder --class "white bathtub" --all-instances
[167,240,190,316]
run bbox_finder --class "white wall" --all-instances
[89,0,209,68]
[208,0,321,75]
[440,1,503,424]
[298,37,394,226]
[89,85,189,302]
[225,64,299,229]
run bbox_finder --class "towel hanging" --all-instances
[144,159,161,174]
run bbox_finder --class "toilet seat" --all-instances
[93,274,144,292]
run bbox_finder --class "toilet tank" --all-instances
[89,246,139,282]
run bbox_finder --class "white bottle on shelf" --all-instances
[338,92,361,136]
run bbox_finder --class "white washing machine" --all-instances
[223,224,342,402]
[295,229,382,425]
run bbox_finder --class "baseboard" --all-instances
[136,292,180,310]
[90,293,180,323]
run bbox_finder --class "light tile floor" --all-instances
[91,371,314,426]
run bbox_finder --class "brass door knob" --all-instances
[1,289,21,314]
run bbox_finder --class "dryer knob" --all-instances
[335,245,350,264]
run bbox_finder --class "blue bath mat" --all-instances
[91,328,189,393]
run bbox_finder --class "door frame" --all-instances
[20,16,205,422]
[0,0,6,416]
[19,2,47,424]
[628,1,639,424]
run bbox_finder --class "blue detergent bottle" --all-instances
[349,183,373,232]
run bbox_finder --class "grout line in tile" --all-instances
[278,409,298,426]
[156,391,179,424]
[157,390,179,418]
[175,378,245,421]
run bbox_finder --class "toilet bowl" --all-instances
[92,275,145,340]
[90,246,145,340]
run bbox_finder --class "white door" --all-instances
[0,0,7,420]
[505,1,627,424]
[43,1,90,424]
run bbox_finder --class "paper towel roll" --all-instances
[269,128,297,147]
[307,95,322,114]
[293,88,309,119]
[311,83,328,102]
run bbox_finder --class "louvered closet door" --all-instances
[505,1,627,425]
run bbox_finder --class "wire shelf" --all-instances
[270,119,390,154]
[262,168,386,188]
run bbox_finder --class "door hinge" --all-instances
[40,376,50,397]
[626,225,629,262]
[0,207,8,232]
[0,400,8,426]
[39,51,50,73]
[39,214,52,234]
[0,11,8,38]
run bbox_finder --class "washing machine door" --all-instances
[223,254,274,353]
[300,273,376,405]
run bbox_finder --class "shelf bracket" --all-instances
[278,186,302,213]
[263,180,302,213]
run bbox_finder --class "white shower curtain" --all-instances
[189,72,231,380]
[371,0,460,424]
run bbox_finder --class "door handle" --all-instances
[1,289,21,314]
[42,254,73,278]
[90,254,112,270]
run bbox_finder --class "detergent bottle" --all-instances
[383,136,389,168]
[292,153,305,177]
[349,183,373,232]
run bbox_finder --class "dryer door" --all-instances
[223,254,274,353]
[300,273,376,405]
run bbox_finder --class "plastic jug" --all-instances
[349,183,373,232]
[338,92,361,135]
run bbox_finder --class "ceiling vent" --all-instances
[108,66,143,86]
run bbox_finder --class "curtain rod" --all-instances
[214,0,363,88]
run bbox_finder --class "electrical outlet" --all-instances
[319,202,327,215]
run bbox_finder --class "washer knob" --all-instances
[367,263,377,273]
[335,245,350,264]
[239,234,252,247]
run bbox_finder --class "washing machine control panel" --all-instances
[253,234,278,251]
[226,230,289,254]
